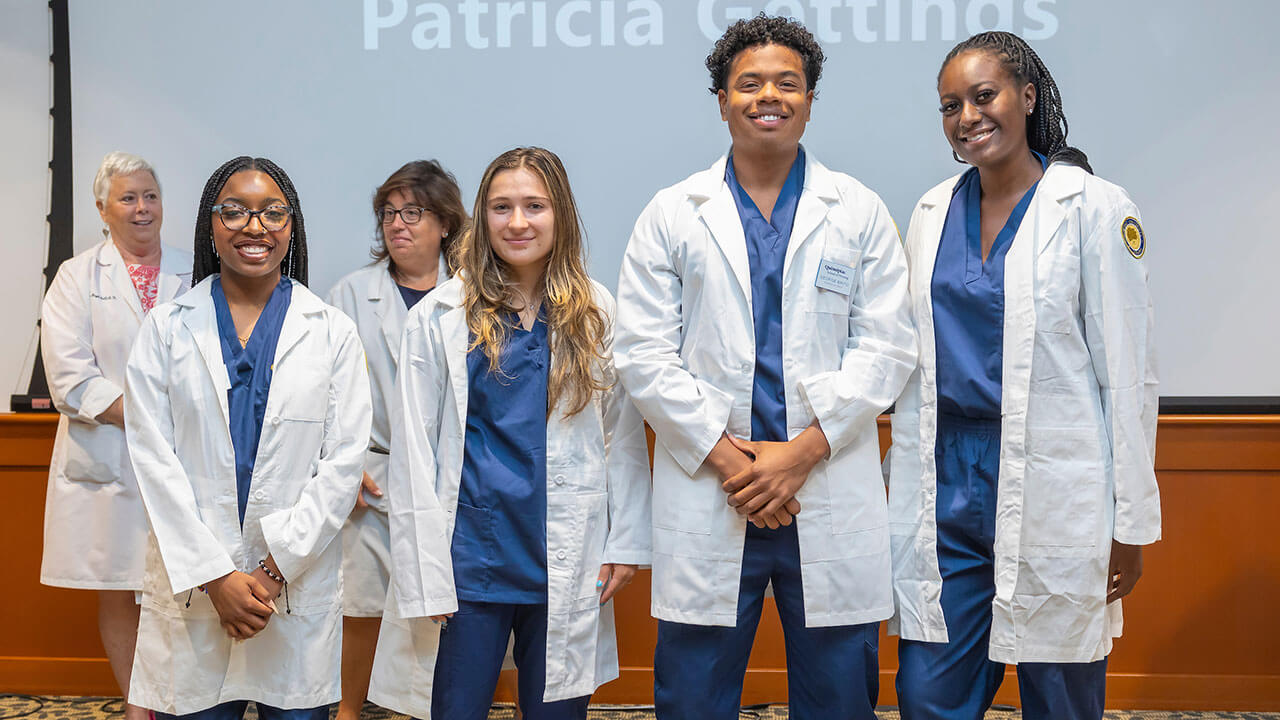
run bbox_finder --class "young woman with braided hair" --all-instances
[123,157,372,719]
[888,31,1160,719]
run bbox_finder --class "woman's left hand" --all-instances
[597,563,637,604]
[1107,540,1144,604]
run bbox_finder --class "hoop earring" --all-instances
[211,237,219,260]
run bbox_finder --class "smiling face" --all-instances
[211,170,291,282]
[485,166,555,280]
[382,187,445,272]
[97,171,162,249]
[718,43,813,153]
[938,49,1037,168]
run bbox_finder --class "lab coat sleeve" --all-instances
[597,291,653,567]
[797,195,917,456]
[386,313,457,618]
[125,312,237,594]
[1080,192,1161,546]
[259,314,372,582]
[614,195,735,476]
[41,261,122,424]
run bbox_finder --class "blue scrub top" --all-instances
[212,275,293,526]
[932,155,1045,419]
[397,283,432,310]
[726,147,806,443]
[454,312,550,604]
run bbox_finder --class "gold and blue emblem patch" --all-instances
[1121,217,1145,259]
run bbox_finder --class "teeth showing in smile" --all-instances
[758,115,781,122]
[238,245,270,258]
[965,129,993,142]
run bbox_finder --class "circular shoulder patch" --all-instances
[1121,216,1145,259]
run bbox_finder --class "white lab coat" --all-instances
[325,257,449,513]
[614,153,916,628]
[123,277,372,714]
[367,277,652,717]
[887,163,1161,664]
[40,238,192,589]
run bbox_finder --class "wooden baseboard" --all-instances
[0,656,118,696]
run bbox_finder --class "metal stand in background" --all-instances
[11,0,72,412]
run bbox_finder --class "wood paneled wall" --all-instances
[2,414,1277,710]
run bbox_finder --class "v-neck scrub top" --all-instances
[453,313,551,603]
[931,157,1044,420]
[726,147,806,443]
[212,275,293,526]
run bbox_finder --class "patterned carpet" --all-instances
[0,698,1276,720]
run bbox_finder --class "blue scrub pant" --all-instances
[896,414,1107,720]
[155,702,327,720]
[429,600,590,720]
[654,521,880,720]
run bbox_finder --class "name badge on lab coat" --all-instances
[815,258,854,295]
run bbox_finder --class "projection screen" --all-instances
[61,0,1280,399]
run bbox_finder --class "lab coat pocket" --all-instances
[650,445,713,535]
[826,436,889,543]
[811,246,861,315]
[1021,427,1104,556]
[62,421,123,484]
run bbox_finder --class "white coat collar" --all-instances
[96,239,145,320]
[685,148,841,301]
[95,239,191,318]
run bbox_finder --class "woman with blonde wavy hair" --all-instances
[367,147,652,720]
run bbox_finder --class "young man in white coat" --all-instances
[614,16,916,720]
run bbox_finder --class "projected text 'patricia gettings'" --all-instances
[364,0,1061,50]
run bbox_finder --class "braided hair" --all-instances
[192,156,309,285]
[940,31,1092,173]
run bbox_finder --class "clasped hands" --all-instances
[204,556,285,641]
[706,423,830,529]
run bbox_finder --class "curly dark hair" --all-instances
[706,14,825,95]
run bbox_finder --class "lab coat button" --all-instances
[271,416,281,426]
[253,490,265,501]
[554,474,566,486]
[556,550,567,561]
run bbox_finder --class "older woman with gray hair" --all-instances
[40,151,193,720]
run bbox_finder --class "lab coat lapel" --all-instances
[372,267,406,366]
[274,281,323,369]
[157,246,190,303]
[100,241,144,322]
[438,304,470,431]
[784,154,839,275]
[691,157,752,303]
[178,283,230,426]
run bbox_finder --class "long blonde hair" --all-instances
[454,147,609,418]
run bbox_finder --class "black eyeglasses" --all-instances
[380,206,431,225]
[212,203,293,232]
